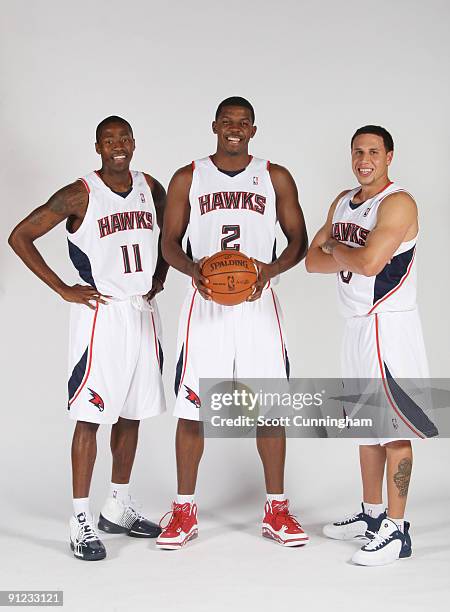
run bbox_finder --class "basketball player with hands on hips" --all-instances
[156,96,308,550]
[9,116,168,561]
[305,125,438,566]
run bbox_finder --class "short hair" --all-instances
[351,125,394,152]
[96,116,133,142]
[215,97,255,123]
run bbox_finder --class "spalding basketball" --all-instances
[201,250,258,306]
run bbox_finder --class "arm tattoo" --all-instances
[49,194,71,215]
[29,209,47,226]
[393,457,412,497]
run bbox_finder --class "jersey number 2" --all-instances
[121,244,143,274]
[221,225,240,250]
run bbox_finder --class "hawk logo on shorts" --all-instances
[88,388,105,412]
[184,385,201,408]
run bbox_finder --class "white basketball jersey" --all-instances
[332,182,417,318]
[67,170,158,299]
[187,156,277,262]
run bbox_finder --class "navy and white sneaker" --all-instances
[323,503,386,540]
[98,496,161,538]
[70,512,106,561]
[352,518,412,566]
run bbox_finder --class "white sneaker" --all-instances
[352,518,412,566]
[70,512,106,561]
[98,496,161,538]
[323,503,386,540]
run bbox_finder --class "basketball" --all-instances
[201,250,258,306]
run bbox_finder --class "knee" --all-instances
[178,418,203,435]
[74,420,99,441]
[384,440,412,452]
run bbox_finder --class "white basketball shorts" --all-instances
[173,286,290,421]
[68,296,166,424]
[341,309,437,445]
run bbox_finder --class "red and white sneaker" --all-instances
[262,500,309,547]
[156,502,198,550]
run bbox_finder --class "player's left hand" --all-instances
[247,259,277,302]
[144,276,164,303]
[321,238,339,255]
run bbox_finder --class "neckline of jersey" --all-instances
[208,155,254,176]
[94,170,134,198]
[349,180,393,209]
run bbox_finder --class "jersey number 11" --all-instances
[121,244,143,273]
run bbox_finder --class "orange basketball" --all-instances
[201,250,258,306]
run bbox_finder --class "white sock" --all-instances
[363,502,385,517]
[110,482,129,502]
[73,497,90,518]
[176,494,195,505]
[267,493,286,503]
[388,516,404,532]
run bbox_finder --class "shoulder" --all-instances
[267,162,293,181]
[168,163,194,188]
[267,163,297,194]
[48,180,88,215]
[379,190,417,215]
[142,172,166,199]
[327,189,351,217]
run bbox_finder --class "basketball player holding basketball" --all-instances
[305,126,438,566]
[156,97,308,549]
[8,116,167,560]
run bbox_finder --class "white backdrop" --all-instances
[1,1,449,611]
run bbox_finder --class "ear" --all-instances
[386,150,393,166]
[250,125,257,139]
[212,121,217,134]
[95,142,100,155]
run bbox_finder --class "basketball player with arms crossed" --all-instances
[9,116,168,560]
[306,126,438,566]
[157,97,308,549]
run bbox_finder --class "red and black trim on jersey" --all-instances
[68,239,97,289]
[369,246,415,314]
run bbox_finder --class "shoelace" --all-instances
[364,530,392,550]
[336,511,361,525]
[77,521,99,544]
[273,503,302,530]
[159,504,190,532]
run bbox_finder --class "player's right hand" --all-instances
[59,284,110,310]
[192,258,211,301]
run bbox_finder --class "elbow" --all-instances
[304,251,315,273]
[8,228,21,253]
[360,259,385,277]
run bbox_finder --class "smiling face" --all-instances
[351,133,393,187]
[212,106,256,156]
[95,121,135,171]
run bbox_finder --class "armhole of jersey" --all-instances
[266,160,270,171]
[69,178,91,237]
[191,160,196,170]
[78,177,90,194]
[378,188,414,205]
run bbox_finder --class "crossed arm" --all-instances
[305,191,418,277]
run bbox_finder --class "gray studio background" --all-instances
[1,1,449,611]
